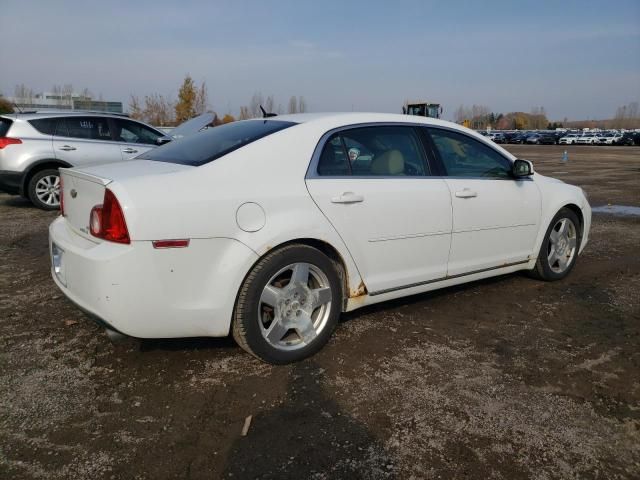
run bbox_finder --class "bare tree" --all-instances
[129,95,144,120]
[80,88,92,100]
[194,81,208,115]
[144,93,174,126]
[298,96,307,113]
[249,92,264,118]
[62,84,74,107]
[51,85,63,105]
[264,95,275,113]
[14,84,34,104]
[288,96,298,114]
[238,106,251,120]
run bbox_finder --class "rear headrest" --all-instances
[371,149,405,175]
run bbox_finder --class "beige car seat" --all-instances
[370,149,405,175]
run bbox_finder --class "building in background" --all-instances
[5,91,123,113]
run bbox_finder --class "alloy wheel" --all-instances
[35,174,60,207]
[547,218,577,274]
[258,262,332,351]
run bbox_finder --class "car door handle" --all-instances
[122,148,138,154]
[58,145,76,151]
[331,192,364,204]
[455,189,478,198]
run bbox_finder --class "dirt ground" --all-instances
[1,145,639,479]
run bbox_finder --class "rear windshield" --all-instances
[0,118,13,137]
[139,119,296,166]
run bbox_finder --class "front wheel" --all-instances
[530,208,581,281]
[232,244,342,364]
[28,168,60,210]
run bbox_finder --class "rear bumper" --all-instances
[0,170,23,195]
[49,216,259,338]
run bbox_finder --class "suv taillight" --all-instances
[89,189,130,244]
[0,137,22,149]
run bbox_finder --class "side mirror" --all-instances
[156,136,172,146]
[512,159,534,177]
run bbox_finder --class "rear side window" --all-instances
[113,118,162,145]
[317,126,429,176]
[139,120,296,166]
[29,118,57,135]
[0,118,12,137]
[56,117,113,141]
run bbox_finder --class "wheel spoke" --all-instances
[557,255,568,270]
[53,176,60,186]
[261,285,283,308]
[547,247,559,265]
[567,237,577,250]
[266,317,289,343]
[290,263,310,286]
[295,312,317,344]
[557,219,568,238]
[549,228,560,243]
[311,287,331,309]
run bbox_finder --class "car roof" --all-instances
[251,112,480,136]
[1,111,129,120]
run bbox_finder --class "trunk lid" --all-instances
[61,160,192,241]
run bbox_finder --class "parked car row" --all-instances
[480,129,639,146]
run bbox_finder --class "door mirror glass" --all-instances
[512,159,533,177]
[156,136,172,145]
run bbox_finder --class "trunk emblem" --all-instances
[70,189,77,198]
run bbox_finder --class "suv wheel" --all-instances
[28,168,60,210]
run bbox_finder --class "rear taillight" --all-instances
[89,189,130,244]
[59,176,65,216]
[0,137,22,149]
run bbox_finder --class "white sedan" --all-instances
[49,113,591,364]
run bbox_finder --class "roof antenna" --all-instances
[13,102,23,113]
[260,105,277,118]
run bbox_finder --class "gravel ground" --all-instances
[1,145,639,479]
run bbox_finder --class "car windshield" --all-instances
[139,120,296,166]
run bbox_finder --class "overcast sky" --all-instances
[1,0,639,120]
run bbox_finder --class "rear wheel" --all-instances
[28,168,60,210]
[531,208,581,281]
[232,244,342,364]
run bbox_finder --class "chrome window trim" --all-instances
[306,121,530,182]
[305,122,435,180]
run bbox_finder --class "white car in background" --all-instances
[559,133,581,145]
[576,132,600,144]
[49,113,591,364]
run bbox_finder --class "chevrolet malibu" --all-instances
[49,113,591,364]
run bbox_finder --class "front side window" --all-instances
[56,117,113,141]
[428,128,512,179]
[316,126,429,176]
[114,119,162,145]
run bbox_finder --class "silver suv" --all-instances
[0,112,212,210]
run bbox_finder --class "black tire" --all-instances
[232,244,343,364]
[530,208,582,281]
[27,168,60,210]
